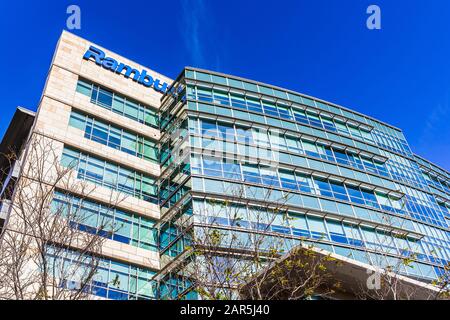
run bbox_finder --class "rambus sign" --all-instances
[83,46,169,93]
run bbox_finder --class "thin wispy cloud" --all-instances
[417,100,450,170]
[180,0,207,67]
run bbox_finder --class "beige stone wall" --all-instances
[17,30,170,274]
[47,30,172,109]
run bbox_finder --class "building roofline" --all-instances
[60,30,173,83]
[413,153,450,177]
[16,106,36,117]
[184,66,404,133]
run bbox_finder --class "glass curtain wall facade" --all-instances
[156,67,450,299]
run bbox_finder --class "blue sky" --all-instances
[1,0,449,170]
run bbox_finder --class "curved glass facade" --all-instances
[156,67,450,299]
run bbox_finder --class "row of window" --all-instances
[190,155,405,215]
[192,200,446,266]
[190,119,449,230]
[162,200,442,280]
[51,191,157,251]
[69,110,158,163]
[191,118,390,178]
[46,246,155,300]
[238,181,418,233]
[187,101,384,157]
[187,86,375,145]
[76,79,158,128]
[185,70,376,130]
[185,70,411,153]
[185,91,415,168]
[160,200,444,284]
[192,175,450,251]
[191,134,398,191]
[195,135,440,211]
[61,147,158,204]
